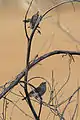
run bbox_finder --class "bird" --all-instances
[23,11,41,34]
[29,11,39,29]
[23,82,46,100]
[29,82,46,99]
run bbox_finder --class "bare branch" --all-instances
[0,50,80,99]
[42,0,80,18]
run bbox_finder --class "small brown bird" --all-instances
[23,82,46,100]
[30,11,39,29]
[29,82,46,99]
[23,11,41,34]
[29,11,41,34]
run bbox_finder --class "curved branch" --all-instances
[0,50,80,99]
[42,0,80,18]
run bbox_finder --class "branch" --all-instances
[61,86,80,119]
[0,50,80,99]
[42,0,80,18]
[71,104,78,120]
[23,0,34,41]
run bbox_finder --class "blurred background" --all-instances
[0,0,80,120]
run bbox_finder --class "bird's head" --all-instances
[40,82,46,87]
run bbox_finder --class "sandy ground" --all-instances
[0,1,80,120]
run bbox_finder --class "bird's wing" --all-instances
[29,87,41,96]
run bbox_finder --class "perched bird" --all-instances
[23,11,41,34]
[30,11,39,29]
[23,82,46,100]
[29,82,46,99]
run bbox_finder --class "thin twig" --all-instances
[49,54,72,103]
[57,14,80,45]
[75,80,79,120]
[23,0,34,41]
[4,97,33,119]
[42,0,80,18]
[10,99,20,120]
[61,86,80,119]
[71,104,78,120]
[10,91,23,97]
